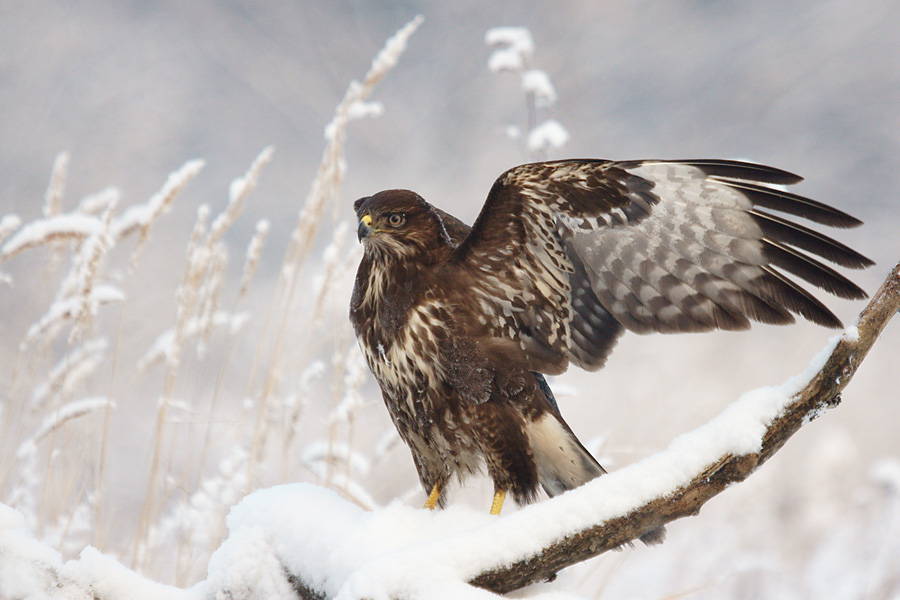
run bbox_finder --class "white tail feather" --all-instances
[526,413,605,496]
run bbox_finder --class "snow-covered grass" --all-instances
[1,16,898,600]
[0,16,424,593]
[486,26,569,159]
[3,332,898,598]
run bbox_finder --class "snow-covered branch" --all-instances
[1,261,896,598]
[273,259,899,599]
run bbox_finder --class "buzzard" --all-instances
[349,159,871,524]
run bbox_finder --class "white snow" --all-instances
[16,397,115,459]
[521,69,557,107]
[22,284,125,346]
[369,15,424,82]
[137,309,250,370]
[0,213,22,241]
[485,27,534,72]
[487,47,527,73]
[870,457,900,492]
[347,100,385,121]
[0,504,64,599]
[0,213,104,259]
[527,119,570,153]
[111,159,205,239]
[2,502,198,599]
[199,331,844,599]
[324,15,422,143]
[504,125,522,140]
[0,328,875,599]
[0,214,20,284]
[59,547,199,600]
[79,186,121,216]
[228,146,274,210]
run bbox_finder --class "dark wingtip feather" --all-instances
[763,241,870,301]
[681,159,804,185]
[751,210,874,270]
[760,267,845,329]
[720,180,865,229]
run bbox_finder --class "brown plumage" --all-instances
[349,159,871,528]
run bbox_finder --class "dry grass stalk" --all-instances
[113,159,205,270]
[209,146,274,247]
[246,14,424,491]
[42,152,69,274]
[67,198,117,345]
[30,338,108,413]
[42,153,69,219]
[2,19,421,588]
[0,214,21,285]
[237,219,270,300]
[16,397,114,461]
[134,149,273,568]
[78,186,120,216]
[0,214,22,246]
[1,213,104,260]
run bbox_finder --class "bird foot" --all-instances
[423,483,441,510]
[490,489,506,515]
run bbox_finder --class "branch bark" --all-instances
[470,259,900,595]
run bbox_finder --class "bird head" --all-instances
[353,190,452,261]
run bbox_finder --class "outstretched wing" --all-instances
[452,159,871,374]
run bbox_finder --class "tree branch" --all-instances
[264,263,900,600]
[470,259,900,595]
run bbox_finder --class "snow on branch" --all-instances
[1,261,896,598]
[271,260,899,599]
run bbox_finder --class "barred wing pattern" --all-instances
[454,160,871,373]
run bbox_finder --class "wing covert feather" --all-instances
[450,159,869,373]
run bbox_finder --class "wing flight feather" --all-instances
[451,159,870,373]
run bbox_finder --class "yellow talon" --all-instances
[490,490,507,515]
[424,483,441,510]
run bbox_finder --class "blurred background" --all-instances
[1,1,898,598]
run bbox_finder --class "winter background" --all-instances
[1,1,899,598]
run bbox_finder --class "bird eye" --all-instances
[387,213,405,227]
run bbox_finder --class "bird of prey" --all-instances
[349,159,871,522]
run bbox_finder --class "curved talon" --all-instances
[490,489,506,515]
[424,483,441,510]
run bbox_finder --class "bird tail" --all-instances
[527,411,606,497]
[526,407,666,545]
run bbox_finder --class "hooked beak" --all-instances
[357,214,373,241]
